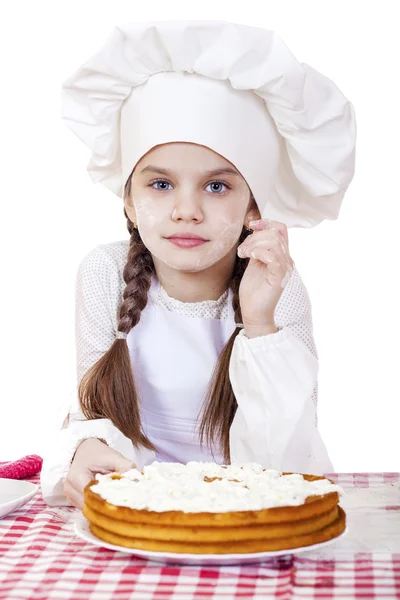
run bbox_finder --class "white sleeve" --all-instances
[40,245,156,507]
[228,266,334,475]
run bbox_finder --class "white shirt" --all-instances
[40,240,333,506]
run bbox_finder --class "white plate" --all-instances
[74,514,348,566]
[0,479,38,519]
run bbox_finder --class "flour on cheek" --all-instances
[134,195,158,228]
[191,216,242,270]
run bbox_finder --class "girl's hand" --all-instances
[63,438,136,509]
[237,219,295,327]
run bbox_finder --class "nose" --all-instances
[171,192,204,224]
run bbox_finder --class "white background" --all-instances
[1,1,398,472]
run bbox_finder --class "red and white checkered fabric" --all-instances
[0,470,399,599]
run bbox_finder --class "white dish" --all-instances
[0,479,38,519]
[74,513,348,566]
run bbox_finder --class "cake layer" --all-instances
[87,506,346,553]
[83,501,340,541]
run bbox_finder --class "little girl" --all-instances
[40,20,356,508]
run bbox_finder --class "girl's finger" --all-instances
[249,245,284,270]
[64,472,90,503]
[266,224,290,254]
[249,219,288,240]
[249,250,281,286]
[65,472,89,492]
[251,244,294,275]
[239,230,278,255]
[272,233,291,265]
[247,239,289,270]
[250,247,294,288]
[64,485,84,509]
[242,224,289,255]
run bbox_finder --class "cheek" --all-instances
[134,196,164,229]
[213,215,243,249]
[190,216,242,269]
[211,192,249,246]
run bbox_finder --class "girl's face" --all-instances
[124,142,260,273]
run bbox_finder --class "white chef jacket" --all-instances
[40,240,334,506]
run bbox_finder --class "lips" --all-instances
[167,237,208,248]
[167,233,207,241]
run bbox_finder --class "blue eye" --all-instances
[149,180,172,191]
[205,181,230,194]
[148,179,231,194]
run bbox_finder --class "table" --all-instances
[0,472,399,599]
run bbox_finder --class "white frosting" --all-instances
[91,461,344,513]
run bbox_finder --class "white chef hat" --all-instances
[61,19,357,228]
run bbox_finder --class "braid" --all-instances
[78,207,156,452]
[198,225,252,463]
[118,212,155,333]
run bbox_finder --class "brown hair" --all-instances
[78,173,253,463]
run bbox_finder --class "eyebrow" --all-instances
[139,165,241,178]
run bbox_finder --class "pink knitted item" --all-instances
[0,455,43,479]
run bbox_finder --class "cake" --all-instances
[82,461,346,554]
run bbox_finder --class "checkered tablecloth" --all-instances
[0,471,399,599]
